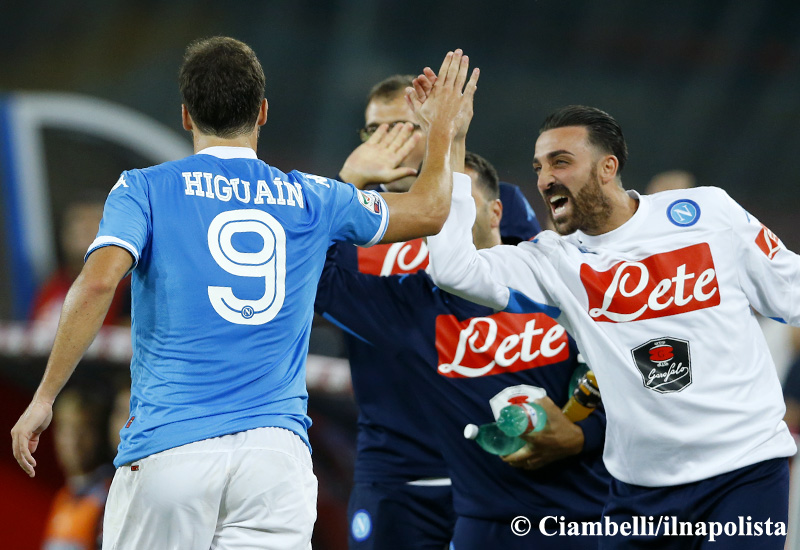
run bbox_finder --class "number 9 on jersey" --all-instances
[207,209,286,325]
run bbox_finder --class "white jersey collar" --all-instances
[572,189,647,247]
[197,146,258,160]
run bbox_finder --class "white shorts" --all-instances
[102,427,317,550]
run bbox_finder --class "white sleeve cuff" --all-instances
[85,236,140,277]
[361,192,389,247]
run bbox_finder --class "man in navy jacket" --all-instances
[317,151,609,549]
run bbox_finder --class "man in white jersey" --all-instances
[10,38,478,549]
[426,104,798,548]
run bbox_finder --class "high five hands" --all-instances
[338,50,478,189]
[406,49,479,141]
[339,122,422,189]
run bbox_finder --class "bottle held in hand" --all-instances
[496,402,547,437]
[463,423,526,456]
[562,371,600,422]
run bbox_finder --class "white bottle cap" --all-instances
[463,424,479,440]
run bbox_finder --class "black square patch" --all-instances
[632,337,692,394]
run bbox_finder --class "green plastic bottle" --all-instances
[463,423,527,456]
[496,402,548,437]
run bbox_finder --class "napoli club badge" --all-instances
[351,509,372,542]
[631,337,692,393]
[667,199,700,227]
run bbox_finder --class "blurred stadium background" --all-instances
[2,1,800,548]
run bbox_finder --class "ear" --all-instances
[257,98,268,127]
[181,105,193,131]
[490,198,503,229]
[599,155,619,184]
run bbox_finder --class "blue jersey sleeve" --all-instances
[86,171,151,270]
[296,171,388,247]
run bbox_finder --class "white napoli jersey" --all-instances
[428,176,798,487]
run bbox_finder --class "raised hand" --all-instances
[339,122,421,189]
[408,67,437,104]
[406,50,479,141]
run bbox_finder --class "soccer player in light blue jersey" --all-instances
[11,37,479,549]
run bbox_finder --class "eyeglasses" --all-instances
[358,121,422,143]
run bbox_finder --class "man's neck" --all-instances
[592,190,639,236]
[193,132,257,154]
[609,191,639,231]
[477,230,503,251]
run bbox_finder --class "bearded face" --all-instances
[541,164,612,235]
[534,126,616,236]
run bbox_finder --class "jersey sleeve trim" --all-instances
[359,193,389,248]
[85,236,140,274]
[321,312,374,345]
[504,288,562,318]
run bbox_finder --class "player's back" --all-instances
[92,147,387,466]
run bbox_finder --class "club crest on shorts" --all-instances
[631,337,692,393]
[351,509,372,542]
[667,199,700,227]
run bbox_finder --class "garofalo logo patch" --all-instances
[632,337,692,393]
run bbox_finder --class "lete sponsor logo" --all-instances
[580,243,721,323]
[435,312,569,378]
[357,238,429,276]
[755,224,781,260]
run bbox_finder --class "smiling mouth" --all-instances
[549,194,569,217]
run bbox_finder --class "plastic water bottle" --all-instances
[496,402,548,437]
[495,370,601,438]
[562,370,600,422]
[463,423,527,456]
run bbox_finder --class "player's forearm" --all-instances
[32,271,118,405]
[450,136,465,174]
[406,125,454,233]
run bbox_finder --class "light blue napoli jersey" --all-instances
[88,146,388,467]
